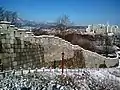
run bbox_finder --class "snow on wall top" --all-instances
[25,35,119,68]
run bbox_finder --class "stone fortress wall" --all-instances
[0,21,119,69]
[30,35,119,68]
[0,21,44,70]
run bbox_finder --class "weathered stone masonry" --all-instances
[0,21,119,69]
[0,21,44,70]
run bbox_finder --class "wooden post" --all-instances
[0,59,3,72]
[61,52,64,74]
[35,67,38,73]
[28,67,31,73]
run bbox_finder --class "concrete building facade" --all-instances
[86,24,120,35]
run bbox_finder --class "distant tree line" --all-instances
[0,7,21,27]
[0,7,74,29]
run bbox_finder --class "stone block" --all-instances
[10,49,14,52]
[10,39,14,44]
[17,49,20,52]
[13,53,16,57]
[1,39,5,43]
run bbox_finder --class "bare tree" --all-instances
[0,7,5,21]
[0,7,18,25]
[56,15,73,31]
[11,12,18,24]
[4,10,13,21]
[57,15,71,26]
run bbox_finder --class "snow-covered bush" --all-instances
[0,68,120,90]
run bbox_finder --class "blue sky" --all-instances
[0,0,120,25]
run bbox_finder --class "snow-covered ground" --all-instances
[0,68,120,90]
